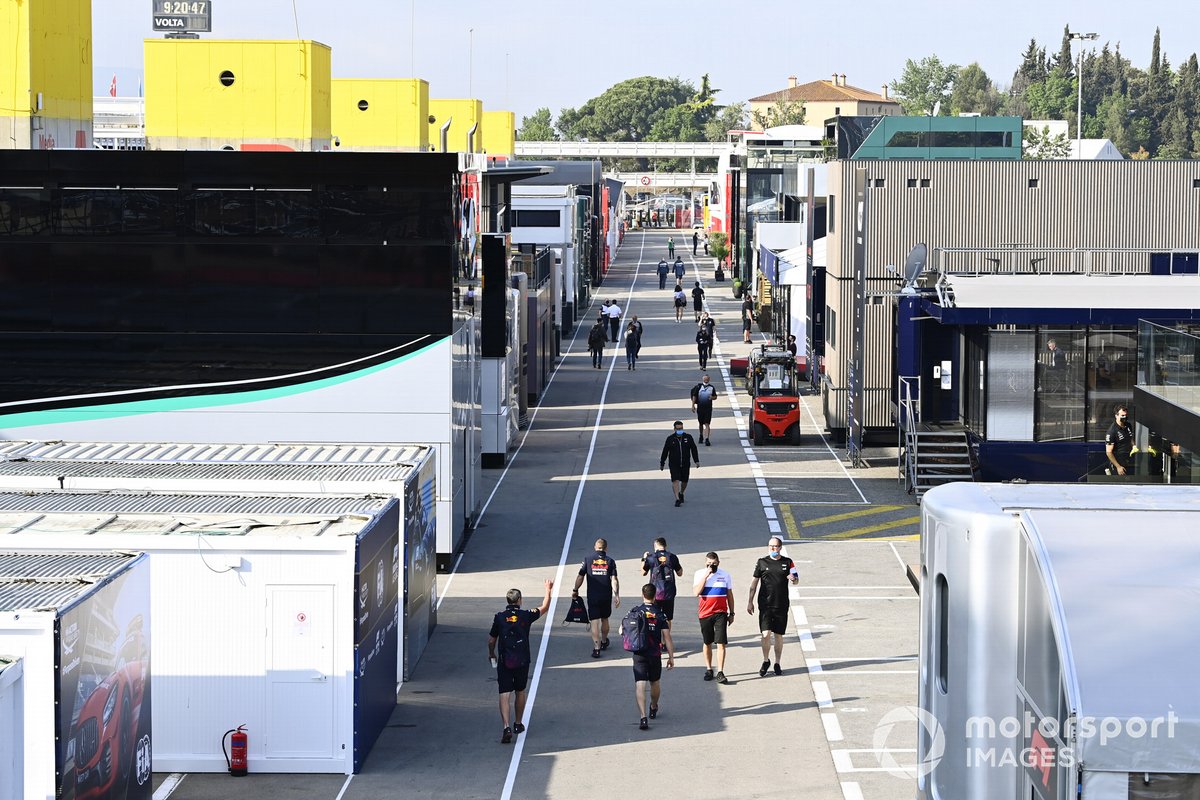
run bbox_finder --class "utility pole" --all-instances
[1068,30,1099,159]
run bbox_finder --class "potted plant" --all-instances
[708,232,729,285]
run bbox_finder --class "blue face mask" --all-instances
[674,430,684,436]
[768,550,781,558]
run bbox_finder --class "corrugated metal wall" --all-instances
[823,159,1200,431]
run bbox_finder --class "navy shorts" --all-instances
[497,663,530,694]
[632,653,663,683]
[588,595,613,621]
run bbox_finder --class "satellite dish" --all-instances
[903,242,928,286]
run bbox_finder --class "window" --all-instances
[978,131,1013,148]
[511,209,560,228]
[827,195,835,233]
[357,100,369,111]
[1028,178,1040,188]
[936,574,949,694]
[987,328,1035,441]
[1085,326,1136,441]
[219,70,235,87]
[872,178,886,188]
[907,178,918,188]
[888,131,923,147]
[930,131,973,147]
[919,178,931,188]
[1193,179,1200,188]
[1035,328,1085,442]
[827,306,836,349]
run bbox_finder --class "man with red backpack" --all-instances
[623,583,675,730]
[487,579,554,744]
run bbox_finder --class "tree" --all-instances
[1024,69,1076,126]
[704,102,747,142]
[1023,124,1072,159]
[555,76,694,142]
[516,107,556,141]
[1053,25,1076,77]
[950,63,1002,115]
[889,55,959,115]
[751,99,806,130]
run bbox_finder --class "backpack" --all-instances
[650,554,675,601]
[621,606,650,654]
[498,612,530,669]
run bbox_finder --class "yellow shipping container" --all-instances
[428,98,483,153]
[481,111,515,157]
[145,39,331,151]
[331,79,429,151]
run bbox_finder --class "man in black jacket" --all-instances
[588,319,607,368]
[659,420,700,507]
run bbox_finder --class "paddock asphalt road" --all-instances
[154,229,921,800]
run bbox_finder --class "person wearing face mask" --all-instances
[1106,404,1135,476]
[659,420,700,507]
[747,536,800,677]
[692,551,733,684]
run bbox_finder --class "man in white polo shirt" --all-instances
[606,299,623,343]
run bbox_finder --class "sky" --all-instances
[95,0,1198,126]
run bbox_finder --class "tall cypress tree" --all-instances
[1054,25,1076,77]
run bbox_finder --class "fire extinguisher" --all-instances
[222,725,248,777]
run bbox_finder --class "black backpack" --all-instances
[498,612,530,669]
[621,606,650,654]
[650,553,675,601]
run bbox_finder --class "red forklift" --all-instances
[747,344,803,445]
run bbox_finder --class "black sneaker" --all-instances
[674,499,682,507]
[501,727,513,744]
[679,491,685,503]
[649,705,659,719]
[591,648,601,659]
[705,439,711,446]
[703,669,714,681]
[759,660,770,677]
[716,671,728,684]
[600,638,610,650]
[773,663,782,676]
[514,722,526,734]
[639,717,649,731]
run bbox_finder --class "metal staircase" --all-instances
[898,377,976,498]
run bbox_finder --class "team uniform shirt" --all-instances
[631,602,670,656]
[753,555,799,610]
[692,382,718,408]
[580,551,617,598]
[694,567,734,619]
[642,550,682,600]
[606,304,623,320]
[1107,422,1135,466]
[489,605,541,665]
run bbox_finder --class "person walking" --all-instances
[695,326,712,370]
[667,236,675,258]
[488,579,553,743]
[672,284,687,323]
[700,312,716,361]
[673,256,686,284]
[630,315,644,361]
[628,583,675,731]
[641,537,683,620]
[659,420,700,507]
[572,538,620,658]
[624,321,640,370]
[606,299,623,343]
[742,294,755,344]
[1106,404,1135,476]
[690,374,718,444]
[587,318,607,368]
[691,281,705,323]
[657,258,669,290]
[693,552,734,684]
[747,537,800,677]
[692,231,699,255]
[702,232,709,256]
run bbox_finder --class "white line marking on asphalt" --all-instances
[755,478,768,487]
[806,657,823,673]
[333,775,354,800]
[792,606,807,625]
[434,552,465,612]
[841,782,865,800]
[797,392,868,504]
[768,521,782,533]
[152,774,185,800]
[500,229,649,800]
[813,681,833,708]
[889,540,911,571]
[804,585,914,589]
[799,629,816,652]
[795,596,919,600]
[822,712,845,741]
[831,749,918,773]
[758,488,771,497]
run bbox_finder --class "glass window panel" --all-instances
[1036,328,1085,442]
[1086,326,1136,441]
[987,328,1035,441]
[0,189,52,235]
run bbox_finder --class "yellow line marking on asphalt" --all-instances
[781,504,800,538]
[798,505,907,527]
[822,516,922,540]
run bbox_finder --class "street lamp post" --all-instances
[1068,30,1099,159]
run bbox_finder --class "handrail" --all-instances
[931,246,1200,279]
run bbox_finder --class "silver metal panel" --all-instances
[0,550,138,612]
[0,460,414,483]
[7,441,429,466]
[0,491,389,516]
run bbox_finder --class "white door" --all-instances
[265,585,335,760]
